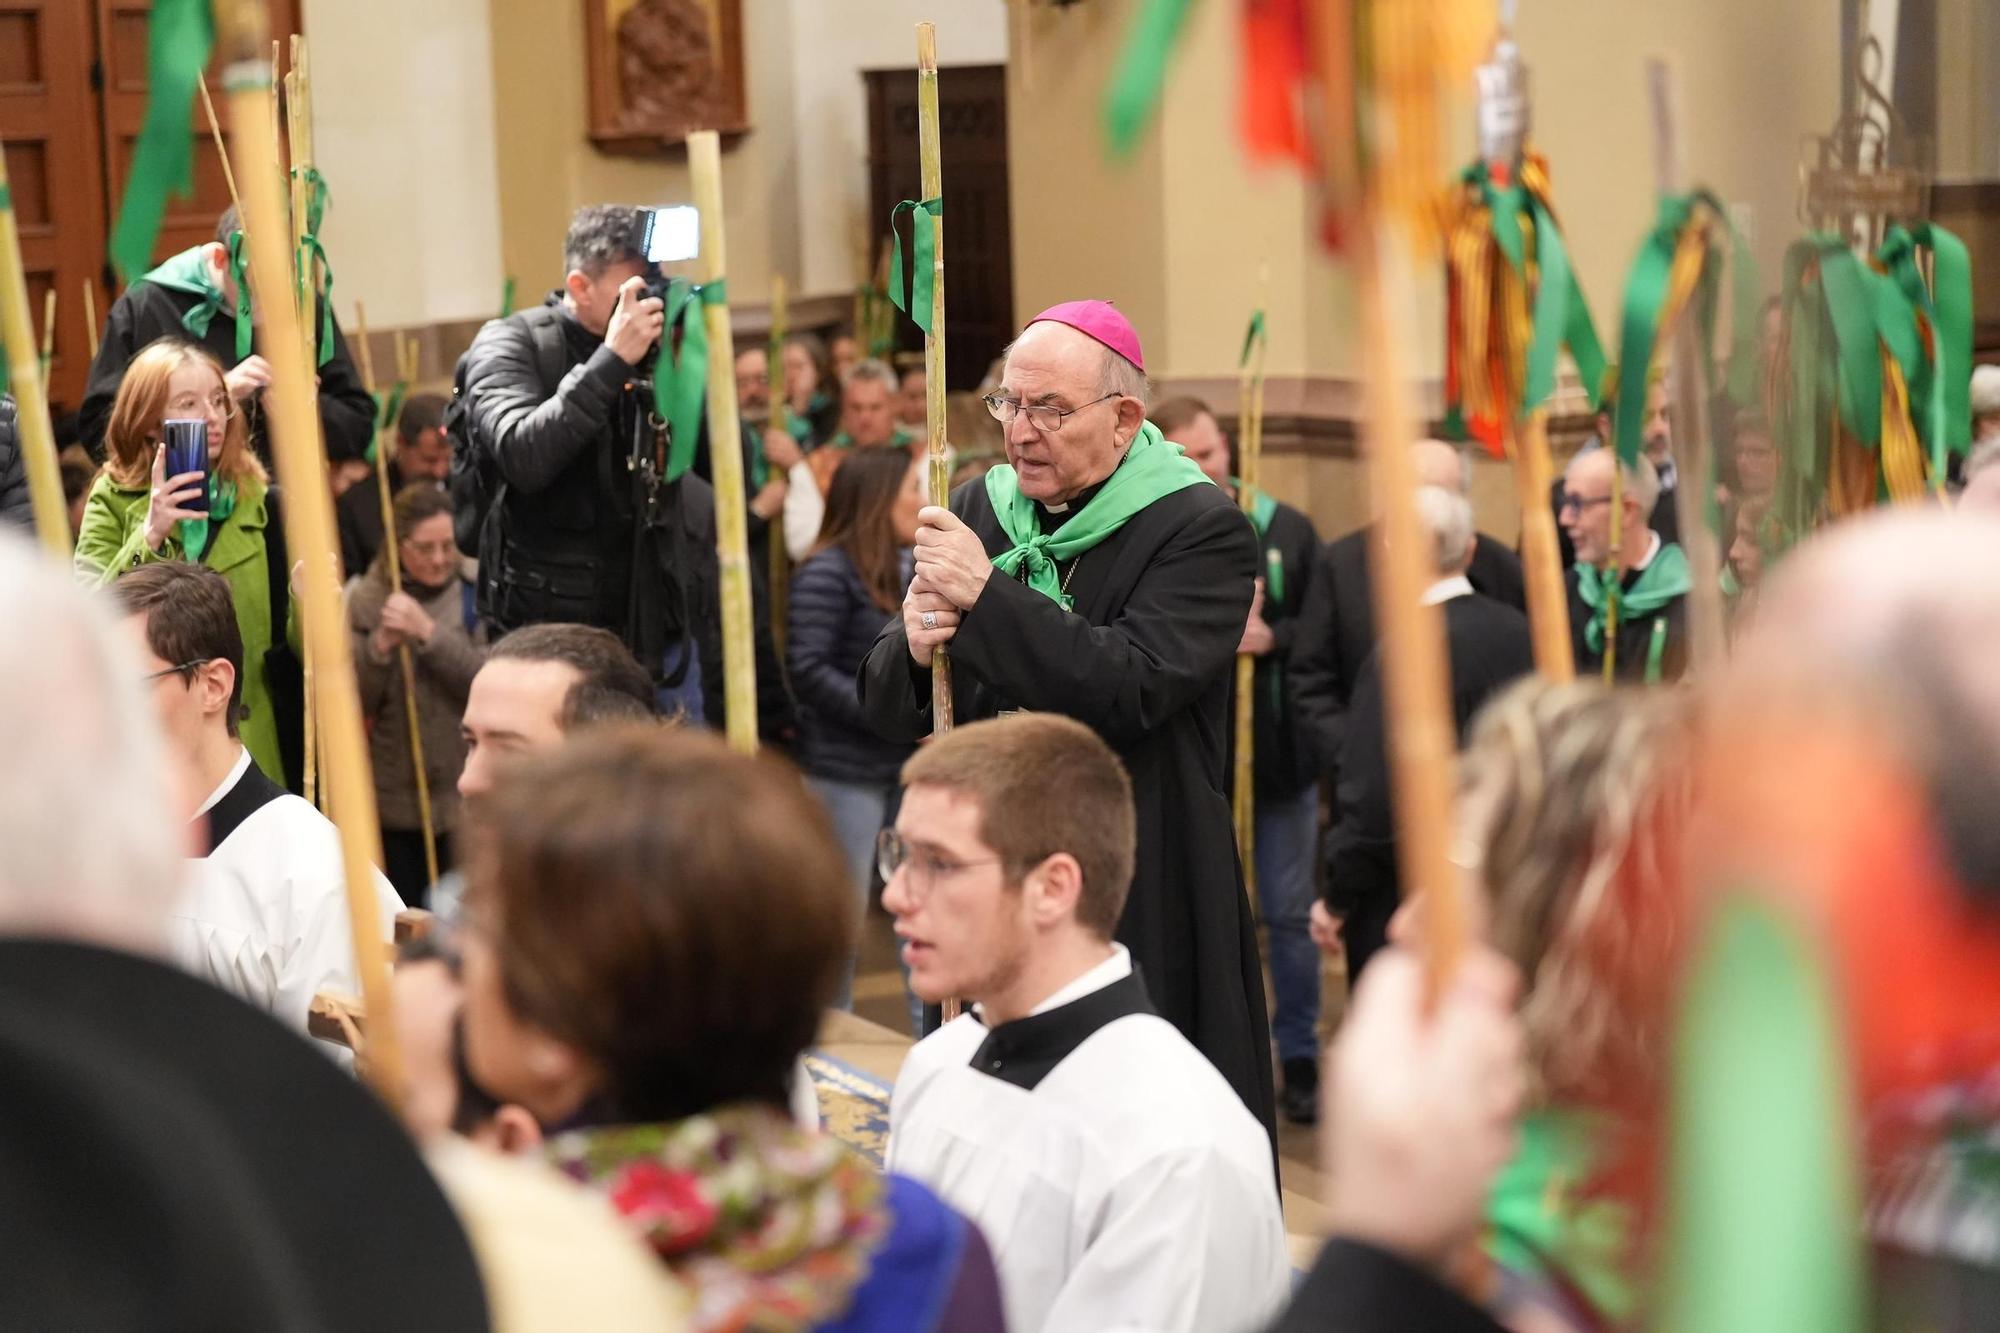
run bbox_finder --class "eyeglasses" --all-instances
[166,392,232,417]
[876,828,1006,900]
[981,391,1121,433]
[402,538,456,561]
[141,658,213,685]
[1557,493,1614,514]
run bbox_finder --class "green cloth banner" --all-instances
[1879,223,1973,477]
[985,421,1209,610]
[1655,895,1866,1333]
[887,198,943,336]
[1102,0,1196,157]
[663,278,728,486]
[1468,162,1607,413]
[108,0,214,282]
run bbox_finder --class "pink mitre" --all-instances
[1028,300,1145,373]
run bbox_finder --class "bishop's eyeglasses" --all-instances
[981,392,1120,433]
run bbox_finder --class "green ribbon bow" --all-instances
[1575,541,1692,657]
[984,421,1210,610]
[1471,161,1608,413]
[291,167,336,369]
[1614,191,1759,469]
[109,0,214,282]
[662,278,728,486]
[888,198,944,336]
[1103,0,1196,156]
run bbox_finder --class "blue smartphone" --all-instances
[162,418,210,515]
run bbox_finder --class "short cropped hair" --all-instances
[1148,395,1214,438]
[110,563,245,737]
[487,624,656,730]
[842,358,900,395]
[398,392,448,441]
[1570,444,1662,521]
[469,726,852,1119]
[900,713,1136,940]
[1414,484,1476,574]
[563,205,647,280]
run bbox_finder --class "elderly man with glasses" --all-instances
[1560,446,1690,683]
[857,300,1275,1139]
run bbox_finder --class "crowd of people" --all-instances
[3,193,2000,1331]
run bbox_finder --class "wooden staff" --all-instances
[219,3,402,1105]
[83,280,99,359]
[1232,299,1268,900]
[1506,410,1574,680]
[688,130,759,754]
[767,272,789,657]
[285,37,331,804]
[0,143,69,554]
[39,288,55,382]
[355,299,440,889]
[197,74,247,225]
[917,23,955,734]
[1649,58,1724,676]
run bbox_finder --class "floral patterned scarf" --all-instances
[546,1104,888,1332]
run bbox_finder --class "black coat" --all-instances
[1268,1239,1509,1333]
[788,547,915,786]
[334,464,441,581]
[0,396,29,531]
[1292,526,1525,783]
[1225,494,1322,800]
[858,476,1277,1137]
[1321,593,1534,969]
[1565,557,1690,684]
[79,275,377,465]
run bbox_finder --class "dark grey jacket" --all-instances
[0,396,31,531]
[787,546,914,785]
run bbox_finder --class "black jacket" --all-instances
[79,273,377,464]
[1322,592,1533,930]
[1565,556,1690,684]
[1268,1239,1508,1333]
[335,465,440,581]
[1291,526,1524,782]
[0,396,29,531]
[787,547,914,785]
[1226,494,1321,799]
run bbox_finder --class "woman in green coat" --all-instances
[76,338,293,785]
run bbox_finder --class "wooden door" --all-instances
[866,64,1013,392]
[1,0,110,412]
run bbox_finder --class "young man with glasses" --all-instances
[883,713,1288,1333]
[110,562,403,1046]
[1559,446,1690,683]
[858,299,1277,1141]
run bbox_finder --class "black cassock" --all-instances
[858,476,1276,1138]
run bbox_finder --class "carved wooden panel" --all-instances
[866,64,1014,393]
[583,0,749,153]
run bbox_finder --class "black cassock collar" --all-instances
[1032,476,1112,535]
[196,757,288,856]
[968,967,1156,1092]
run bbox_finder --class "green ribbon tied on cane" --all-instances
[1614,191,1759,469]
[662,278,728,486]
[1878,223,1973,477]
[1470,162,1608,413]
[1103,0,1196,156]
[1239,309,1267,370]
[226,230,253,361]
[500,276,517,319]
[108,0,214,282]
[368,380,410,466]
[291,166,336,368]
[888,198,944,336]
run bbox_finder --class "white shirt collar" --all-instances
[193,747,254,820]
[1419,574,1475,607]
[970,943,1134,1023]
[1632,530,1662,572]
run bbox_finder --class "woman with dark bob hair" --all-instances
[457,726,1004,1331]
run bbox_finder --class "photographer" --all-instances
[455,204,747,724]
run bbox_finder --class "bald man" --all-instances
[1290,441,1525,782]
[1560,448,1688,683]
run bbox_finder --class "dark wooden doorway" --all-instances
[1,0,301,413]
[864,63,1012,392]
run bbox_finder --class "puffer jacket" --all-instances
[787,546,916,785]
[0,395,29,530]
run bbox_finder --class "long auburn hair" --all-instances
[102,339,266,493]
[812,448,913,613]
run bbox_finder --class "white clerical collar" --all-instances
[1420,574,1474,607]
[1028,944,1133,1018]
[194,747,254,820]
[1631,530,1662,572]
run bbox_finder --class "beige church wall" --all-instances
[303,0,507,341]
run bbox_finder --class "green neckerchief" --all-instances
[826,427,915,452]
[1576,541,1691,657]
[1232,478,1285,603]
[139,243,251,358]
[177,474,239,564]
[1484,1108,1640,1328]
[985,421,1210,610]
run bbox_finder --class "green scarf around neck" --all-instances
[1576,541,1691,654]
[984,421,1211,609]
[140,242,252,359]
[177,475,239,564]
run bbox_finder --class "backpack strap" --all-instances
[263,483,290,636]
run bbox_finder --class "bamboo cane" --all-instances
[688,131,759,755]
[1232,300,1269,902]
[917,24,955,737]
[355,300,440,890]
[0,145,70,555]
[197,74,246,226]
[285,38,332,803]
[83,280,99,359]
[39,287,55,382]
[219,7,401,1105]
[1506,410,1574,680]
[767,273,789,658]
[1648,59,1724,677]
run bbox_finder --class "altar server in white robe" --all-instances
[884,712,1287,1333]
[112,564,401,1041]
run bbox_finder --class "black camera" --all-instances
[628,205,699,307]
